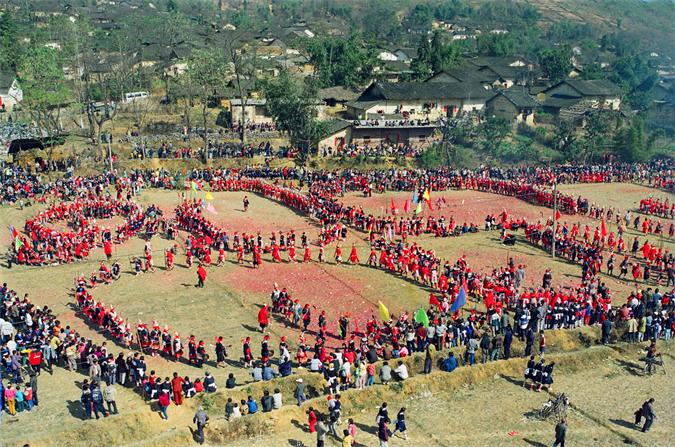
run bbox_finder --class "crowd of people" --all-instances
[0,281,117,419]
[2,159,673,446]
[522,216,674,287]
[320,142,424,159]
[2,160,673,208]
[639,196,674,219]
[13,193,163,266]
[131,140,293,161]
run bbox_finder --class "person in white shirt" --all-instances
[272,388,283,409]
[231,403,242,418]
[279,346,290,364]
[393,361,409,380]
[310,357,323,372]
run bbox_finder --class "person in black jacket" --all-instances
[640,398,656,432]
[193,406,209,445]
[116,353,128,386]
[553,419,567,447]
[503,325,513,359]
[261,389,274,412]
[225,373,236,389]
[80,381,92,419]
[480,332,491,364]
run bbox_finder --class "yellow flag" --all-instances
[205,192,214,201]
[378,301,390,322]
[422,188,430,201]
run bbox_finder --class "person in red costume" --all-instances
[258,304,269,333]
[196,263,206,288]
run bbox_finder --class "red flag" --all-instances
[555,210,561,220]
[390,198,399,215]
[426,198,434,211]
[429,293,441,309]
[403,199,410,214]
[601,218,607,237]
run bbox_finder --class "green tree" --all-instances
[230,10,253,28]
[186,49,228,159]
[579,110,617,162]
[408,3,434,28]
[433,0,471,21]
[263,73,326,165]
[538,47,572,83]
[553,120,579,159]
[608,54,657,110]
[19,46,71,158]
[362,0,401,41]
[477,117,510,155]
[429,31,461,73]
[302,36,376,88]
[613,118,648,162]
[410,36,433,80]
[412,32,461,77]
[0,12,22,71]
[476,33,515,57]
[580,62,604,80]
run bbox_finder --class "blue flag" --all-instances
[412,191,419,203]
[451,286,467,313]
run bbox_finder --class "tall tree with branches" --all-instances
[186,48,228,160]
[263,73,326,165]
[222,31,259,144]
[19,45,70,159]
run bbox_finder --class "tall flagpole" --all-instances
[552,182,557,259]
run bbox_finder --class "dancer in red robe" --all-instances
[272,244,282,262]
[258,304,269,333]
[349,243,359,264]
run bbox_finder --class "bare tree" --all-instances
[223,30,259,144]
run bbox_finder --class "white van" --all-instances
[124,91,149,103]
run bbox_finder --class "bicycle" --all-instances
[643,355,666,376]
[539,393,570,422]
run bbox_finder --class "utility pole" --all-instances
[441,118,456,167]
[107,133,113,172]
[552,182,558,259]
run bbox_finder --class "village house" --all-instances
[466,56,538,88]
[540,79,622,119]
[374,60,414,83]
[485,89,539,125]
[392,48,418,63]
[348,119,439,147]
[346,81,491,121]
[255,37,288,59]
[377,48,399,62]
[227,98,274,125]
[318,86,359,109]
[645,80,675,134]
[426,65,496,86]
[318,119,352,153]
[0,72,23,112]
